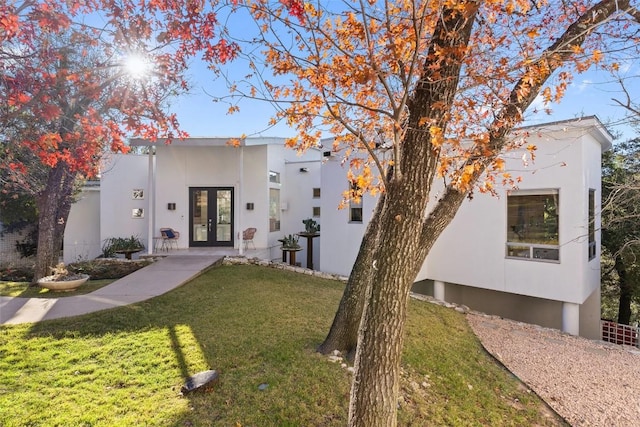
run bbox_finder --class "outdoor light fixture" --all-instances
[167,203,176,210]
[246,203,254,210]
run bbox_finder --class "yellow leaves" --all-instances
[429,126,444,148]
[492,158,505,171]
[284,137,297,148]
[592,50,603,63]
[527,28,539,39]
[526,144,537,162]
[226,134,246,147]
[571,45,584,55]
[459,164,476,189]
[541,87,552,104]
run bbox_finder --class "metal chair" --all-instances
[159,227,180,251]
[242,227,257,249]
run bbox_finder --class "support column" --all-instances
[238,145,244,256]
[434,280,445,301]
[146,146,155,255]
[562,302,580,336]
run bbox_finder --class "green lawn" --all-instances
[0,264,565,426]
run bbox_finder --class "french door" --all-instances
[189,187,234,247]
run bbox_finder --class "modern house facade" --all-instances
[320,116,611,339]
[60,116,610,339]
[63,138,322,266]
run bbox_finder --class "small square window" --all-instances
[313,206,320,217]
[349,180,363,223]
[269,171,280,184]
[350,207,363,223]
[313,188,321,198]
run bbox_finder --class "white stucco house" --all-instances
[64,137,322,267]
[320,116,611,339]
[62,116,610,339]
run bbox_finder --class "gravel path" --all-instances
[467,313,640,426]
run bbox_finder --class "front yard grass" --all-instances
[0,264,565,426]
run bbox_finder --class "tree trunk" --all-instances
[318,193,385,360]
[33,164,76,282]
[348,4,480,423]
[615,255,632,325]
[347,187,429,426]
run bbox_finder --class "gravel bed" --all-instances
[467,313,640,426]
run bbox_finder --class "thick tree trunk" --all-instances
[348,4,479,423]
[318,193,385,359]
[33,164,76,282]
[614,255,632,325]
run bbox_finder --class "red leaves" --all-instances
[0,9,20,41]
[207,39,239,64]
[280,0,305,23]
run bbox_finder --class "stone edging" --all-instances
[221,256,349,282]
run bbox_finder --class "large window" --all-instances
[269,188,280,232]
[589,189,596,260]
[506,190,559,261]
[349,180,363,223]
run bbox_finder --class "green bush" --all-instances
[101,235,145,258]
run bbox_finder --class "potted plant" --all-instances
[102,235,145,260]
[301,218,320,235]
[279,234,301,250]
[37,263,90,292]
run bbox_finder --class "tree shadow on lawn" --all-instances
[14,265,351,426]
[6,264,563,426]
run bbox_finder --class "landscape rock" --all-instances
[181,370,219,394]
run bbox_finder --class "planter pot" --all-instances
[38,274,90,292]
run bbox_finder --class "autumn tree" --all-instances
[222,0,640,425]
[601,135,640,325]
[1,0,236,280]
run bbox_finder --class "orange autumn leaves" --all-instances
[237,0,631,206]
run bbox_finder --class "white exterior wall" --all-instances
[154,144,251,249]
[320,118,609,310]
[64,187,101,263]
[100,154,150,249]
[98,138,321,256]
[283,157,322,268]
[420,126,603,304]
[242,145,270,250]
[319,153,375,276]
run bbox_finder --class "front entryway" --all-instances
[189,187,234,247]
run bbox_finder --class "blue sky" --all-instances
[170,53,639,142]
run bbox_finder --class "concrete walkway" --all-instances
[0,255,222,325]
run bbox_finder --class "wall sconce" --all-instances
[167,203,176,210]
[299,167,308,173]
[246,202,254,210]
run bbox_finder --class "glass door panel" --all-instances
[192,190,209,242]
[216,190,232,242]
[189,187,234,247]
